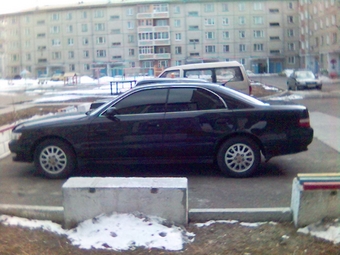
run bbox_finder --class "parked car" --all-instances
[9,82,313,179]
[51,73,64,81]
[287,70,322,90]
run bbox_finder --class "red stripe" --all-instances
[303,182,340,190]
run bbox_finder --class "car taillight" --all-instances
[249,85,252,96]
[299,118,310,128]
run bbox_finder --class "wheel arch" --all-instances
[214,132,264,160]
[30,135,77,161]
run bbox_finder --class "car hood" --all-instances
[14,112,89,130]
[296,78,321,83]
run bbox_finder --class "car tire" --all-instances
[34,139,76,179]
[217,137,261,178]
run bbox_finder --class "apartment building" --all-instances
[0,0,310,78]
[298,0,340,75]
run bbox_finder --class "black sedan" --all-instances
[9,83,313,179]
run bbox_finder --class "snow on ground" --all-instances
[0,213,195,251]
[1,214,339,251]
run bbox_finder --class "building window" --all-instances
[81,24,88,32]
[66,25,73,33]
[332,33,337,44]
[173,6,180,14]
[127,21,134,29]
[67,38,74,45]
[270,50,280,54]
[253,43,264,51]
[205,32,215,39]
[189,25,199,31]
[222,3,229,12]
[205,18,215,25]
[129,49,135,56]
[50,26,60,34]
[239,16,245,25]
[222,18,229,25]
[240,58,245,65]
[68,51,74,59]
[288,43,295,51]
[83,50,89,58]
[51,13,59,21]
[269,9,279,13]
[174,19,181,27]
[66,12,72,20]
[95,23,105,31]
[270,22,280,27]
[287,16,294,24]
[253,2,263,10]
[126,8,134,16]
[253,16,263,25]
[83,64,90,70]
[223,31,230,39]
[205,45,216,53]
[110,15,120,20]
[205,4,214,12]
[175,33,182,40]
[270,36,280,40]
[52,39,61,46]
[154,4,168,12]
[112,42,121,46]
[96,50,106,57]
[129,62,135,68]
[188,11,198,17]
[239,44,246,52]
[83,38,89,45]
[52,52,61,59]
[175,46,182,54]
[288,2,293,9]
[238,3,245,11]
[154,32,169,39]
[37,33,46,38]
[96,36,106,44]
[69,64,75,71]
[175,60,182,66]
[253,30,264,38]
[287,29,294,37]
[128,35,134,43]
[26,53,31,61]
[94,10,104,18]
[81,11,87,19]
[139,46,154,54]
[288,56,295,64]
[111,29,120,34]
[223,45,230,52]
[239,31,246,38]
[37,20,45,25]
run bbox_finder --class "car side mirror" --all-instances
[104,107,119,119]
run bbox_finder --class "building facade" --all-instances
[0,0,337,79]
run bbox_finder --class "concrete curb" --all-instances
[0,204,64,224]
[0,204,293,225]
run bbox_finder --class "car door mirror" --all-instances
[104,107,119,119]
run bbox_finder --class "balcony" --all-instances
[138,39,170,47]
[138,26,169,34]
[137,12,169,20]
[138,53,171,61]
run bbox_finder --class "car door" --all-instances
[162,87,234,161]
[87,88,167,162]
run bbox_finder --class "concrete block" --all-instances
[62,177,188,229]
[291,178,340,227]
[189,207,292,223]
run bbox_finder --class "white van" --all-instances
[158,61,251,95]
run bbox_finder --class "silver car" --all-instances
[287,70,322,90]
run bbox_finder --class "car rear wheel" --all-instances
[34,139,76,179]
[217,137,260,178]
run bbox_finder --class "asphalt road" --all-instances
[0,77,339,210]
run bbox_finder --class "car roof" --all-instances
[135,78,209,86]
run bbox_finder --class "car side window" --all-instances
[159,70,180,78]
[113,89,167,114]
[166,88,225,112]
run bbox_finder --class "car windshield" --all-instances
[296,71,315,79]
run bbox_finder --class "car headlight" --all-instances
[11,131,22,141]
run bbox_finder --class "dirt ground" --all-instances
[2,86,338,254]
[0,219,339,255]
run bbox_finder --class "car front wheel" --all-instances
[34,139,76,179]
[217,137,261,178]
